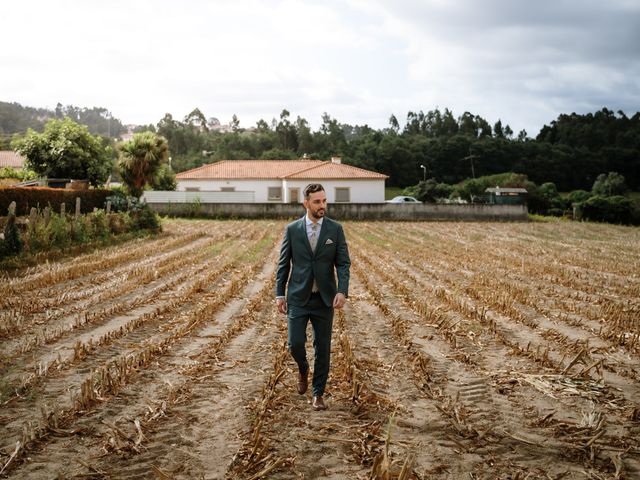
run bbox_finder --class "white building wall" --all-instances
[176,178,386,203]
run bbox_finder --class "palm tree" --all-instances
[118,132,169,197]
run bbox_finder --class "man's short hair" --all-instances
[304,183,325,199]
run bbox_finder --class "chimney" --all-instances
[331,156,342,164]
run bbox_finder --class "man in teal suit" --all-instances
[276,183,351,411]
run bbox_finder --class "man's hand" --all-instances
[333,292,346,309]
[276,297,287,314]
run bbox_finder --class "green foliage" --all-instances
[260,147,297,160]
[405,179,454,203]
[592,171,629,196]
[107,212,132,234]
[565,189,592,204]
[0,207,160,262]
[131,206,162,233]
[89,210,111,240]
[151,164,177,191]
[118,132,170,197]
[44,213,70,249]
[0,215,23,259]
[575,195,633,224]
[0,101,125,138]
[13,118,113,186]
[105,186,143,213]
[0,167,37,181]
[452,172,530,201]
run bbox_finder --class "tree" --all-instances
[151,164,177,191]
[409,178,454,203]
[504,124,514,138]
[592,171,628,196]
[230,114,240,132]
[276,109,297,152]
[118,132,170,197]
[14,118,112,186]
[388,114,400,133]
[184,108,208,131]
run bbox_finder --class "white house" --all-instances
[174,157,388,203]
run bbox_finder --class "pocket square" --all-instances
[325,238,334,245]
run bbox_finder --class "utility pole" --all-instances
[464,154,477,178]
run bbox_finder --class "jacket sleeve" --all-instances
[334,223,351,297]
[275,225,292,297]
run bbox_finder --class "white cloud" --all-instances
[1,0,638,135]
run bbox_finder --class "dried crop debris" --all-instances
[1,219,639,479]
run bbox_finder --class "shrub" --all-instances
[0,215,23,259]
[575,195,633,224]
[592,172,629,197]
[107,212,132,234]
[565,189,593,205]
[105,186,144,213]
[406,179,454,203]
[72,216,92,244]
[89,210,110,240]
[131,206,161,233]
[47,213,71,249]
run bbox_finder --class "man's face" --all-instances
[304,190,327,220]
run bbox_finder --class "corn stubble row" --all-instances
[348,222,639,476]
[0,221,276,477]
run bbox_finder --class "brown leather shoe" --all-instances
[312,396,327,411]
[297,371,308,395]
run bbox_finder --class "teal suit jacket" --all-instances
[276,216,350,308]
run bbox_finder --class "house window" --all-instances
[185,187,200,192]
[268,187,282,201]
[335,187,350,203]
[220,187,235,192]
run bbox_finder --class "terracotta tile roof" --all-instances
[176,160,388,180]
[284,161,388,179]
[0,151,25,169]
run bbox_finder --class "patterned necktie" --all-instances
[310,223,319,292]
[310,223,319,252]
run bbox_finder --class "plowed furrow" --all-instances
[0,226,279,477]
[351,250,640,477]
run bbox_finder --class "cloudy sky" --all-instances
[2,0,639,136]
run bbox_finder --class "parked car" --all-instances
[386,195,421,203]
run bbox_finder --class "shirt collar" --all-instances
[305,215,323,228]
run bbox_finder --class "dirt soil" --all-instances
[1,219,639,479]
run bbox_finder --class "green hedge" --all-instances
[0,187,111,216]
[575,195,634,224]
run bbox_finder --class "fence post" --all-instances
[106,201,111,214]
[29,207,38,234]
[44,207,51,227]
[75,197,81,219]
[60,203,66,216]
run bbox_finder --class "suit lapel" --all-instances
[299,216,314,255]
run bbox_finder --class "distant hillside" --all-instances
[0,101,125,140]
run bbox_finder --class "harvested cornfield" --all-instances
[1,219,639,479]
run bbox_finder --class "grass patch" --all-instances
[362,232,388,247]
[528,213,567,223]
[240,234,274,262]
